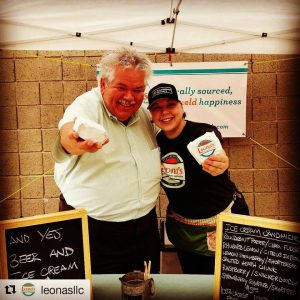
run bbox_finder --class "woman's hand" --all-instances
[202,149,229,176]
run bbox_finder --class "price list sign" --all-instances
[214,213,300,300]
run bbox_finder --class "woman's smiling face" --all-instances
[149,98,186,139]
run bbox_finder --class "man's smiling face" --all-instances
[101,66,146,123]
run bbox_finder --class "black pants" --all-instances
[177,250,215,274]
[88,208,161,274]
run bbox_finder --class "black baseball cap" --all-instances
[147,83,180,109]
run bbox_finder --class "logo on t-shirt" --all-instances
[161,152,185,188]
[197,140,216,157]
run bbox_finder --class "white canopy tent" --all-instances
[0,0,299,54]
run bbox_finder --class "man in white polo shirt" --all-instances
[52,47,162,274]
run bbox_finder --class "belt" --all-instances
[168,193,236,227]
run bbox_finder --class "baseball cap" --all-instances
[147,83,180,109]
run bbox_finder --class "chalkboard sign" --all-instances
[214,213,300,300]
[0,209,91,280]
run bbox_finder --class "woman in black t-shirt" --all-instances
[147,83,249,274]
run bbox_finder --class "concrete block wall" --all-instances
[0,50,299,223]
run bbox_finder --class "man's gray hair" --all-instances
[99,47,152,84]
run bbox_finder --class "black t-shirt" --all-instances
[157,120,235,219]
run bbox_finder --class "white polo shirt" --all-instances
[53,88,161,221]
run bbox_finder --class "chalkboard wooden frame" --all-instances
[213,213,300,300]
[0,209,91,280]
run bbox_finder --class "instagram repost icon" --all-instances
[22,283,35,296]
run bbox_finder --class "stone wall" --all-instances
[0,50,299,222]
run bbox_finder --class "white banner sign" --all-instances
[146,62,248,137]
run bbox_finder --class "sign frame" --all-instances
[214,213,300,300]
[0,209,91,280]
